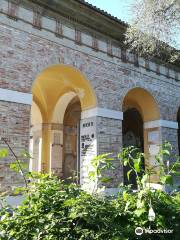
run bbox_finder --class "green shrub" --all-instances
[0,174,179,240]
[0,141,179,239]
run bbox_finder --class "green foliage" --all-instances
[125,0,180,63]
[88,153,115,192]
[117,143,180,190]
[0,142,179,239]
[0,174,179,240]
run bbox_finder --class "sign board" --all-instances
[80,117,97,184]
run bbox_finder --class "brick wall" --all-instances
[0,0,179,189]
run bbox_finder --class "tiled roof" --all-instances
[75,0,128,27]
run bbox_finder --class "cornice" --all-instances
[28,0,126,42]
[2,0,180,75]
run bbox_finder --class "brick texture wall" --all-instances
[0,1,179,189]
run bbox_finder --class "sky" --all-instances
[85,0,134,23]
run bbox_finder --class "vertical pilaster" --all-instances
[161,127,179,155]
[29,124,42,172]
[144,126,161,182]
[80,107,123,191]
[41,123,51,173]
[8,0,19,20]
[97,116,123,187]
[50,124,63,177]
[144,120,179,184]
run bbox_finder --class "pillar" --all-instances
[144,119,179,186]
[41,123,51,173]
[80,107,123,192]
[29,124,42,172]
[50,123,63,177]
[0,88,32,191]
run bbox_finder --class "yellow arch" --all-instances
[123,87,161,183]
[32,64,97,121]
[123,87,160,122]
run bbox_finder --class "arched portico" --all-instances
[30,64,97,180]
[122,87,160,185]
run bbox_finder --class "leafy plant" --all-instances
[0,141,179,239]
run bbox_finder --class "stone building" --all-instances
[0,0,179,191]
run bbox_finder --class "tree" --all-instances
[125,0,180,63]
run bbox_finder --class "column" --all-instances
[144,119,179,185]
[41,123,51,173]
[80,107,123,192]
[50,123,63,177]
[29,124,42,172]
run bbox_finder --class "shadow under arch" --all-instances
[32,64,97,121]
[122,87,160,122]
[51,92,82,181]
[122,87,160,188]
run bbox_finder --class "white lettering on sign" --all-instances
[80,117,97,185]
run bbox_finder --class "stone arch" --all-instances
[122,87,160,122]
[31,64,97,175]
[122,87,161,187]
[32,64,97,122]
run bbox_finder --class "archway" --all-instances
[31,64,97,179]
[122,87,160,187]
[63,96,81,180]
[178,107,180,156]
[123,108,144,188]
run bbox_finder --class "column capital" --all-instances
[81,107,123,120]
[40,123,63,130]
[144,120,178,129]
[0,88,32,105]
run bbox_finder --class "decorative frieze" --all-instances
[107,40,113,56]
[145,59,150,71]
[1,0,179,82]
[92,35,98,51]
[33,7,42,29]
[134,53,139,67]
[156,63,160,75]
[175,71,179,81]
[121,49,127,62]
[7,0,19,20]
[55,19,63,38]
[166,66,170,78]
[75,28,82,45]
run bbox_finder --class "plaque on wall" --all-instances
[148,131,159,143]
[80,117,97,184]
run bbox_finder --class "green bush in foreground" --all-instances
[0,140,179,239]
[0,174,179,240]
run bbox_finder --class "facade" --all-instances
[0,0,180,192]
